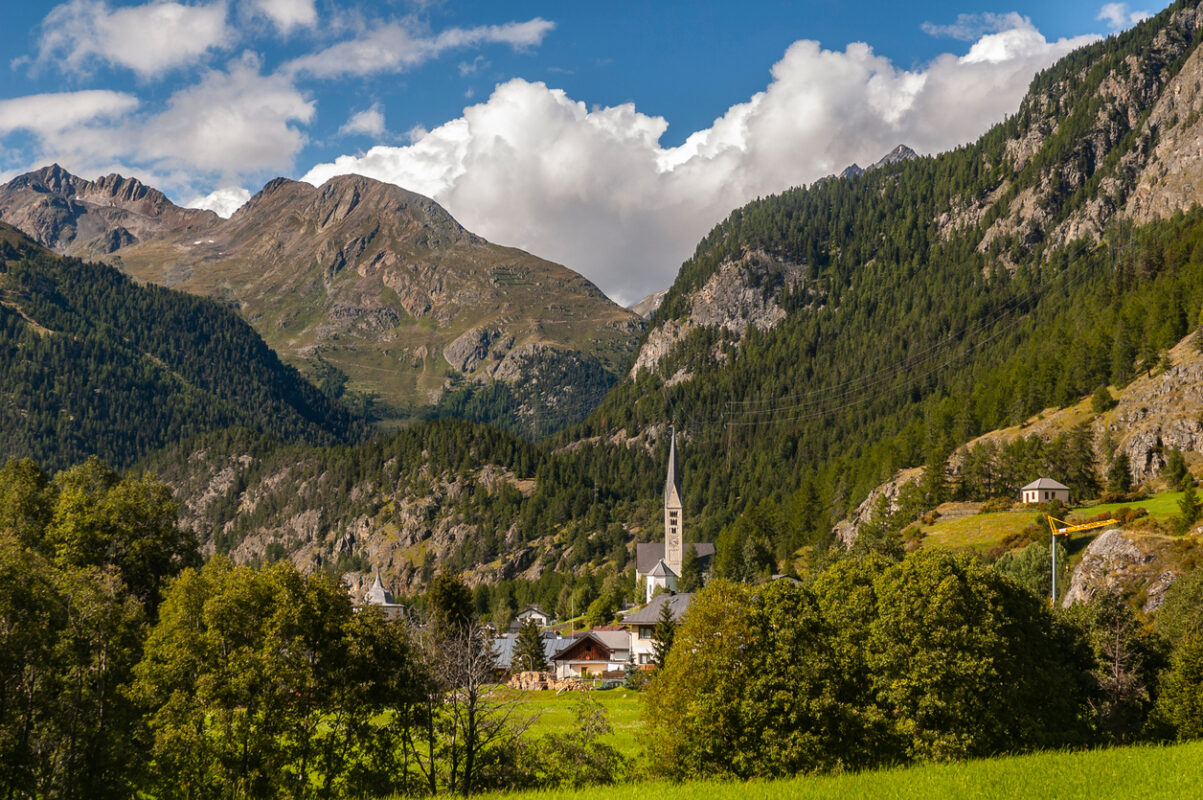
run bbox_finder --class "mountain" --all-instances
[831,143,919,181]
[94,2,1203,598]
[0,169,643,437]
[571,0,1203,550]
[0,221,360,471]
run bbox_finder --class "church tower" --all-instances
[664,427,684,575]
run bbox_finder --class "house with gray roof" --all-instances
[624,592,693,666]
[1021,477,1070,504]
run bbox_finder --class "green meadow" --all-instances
[474,740,1203,800]
[495,688,643,759]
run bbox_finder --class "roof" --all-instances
[665,426,682,506]
[494,633,575,670]
[635,541,716,575]
[550,630,630,662]
[363,572,395,606]
[648,559,676,578]
[1022,478,1070,491]
[516,604,549,618]
[623,592,693,625]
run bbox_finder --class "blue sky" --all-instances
[0,1,1159,302]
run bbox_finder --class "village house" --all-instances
[494,630,572,673]
[623,592,692,666]
[635,428,714,602]
[509,604,553,631]
[549,630,631,679]
[1021,477,1070,505]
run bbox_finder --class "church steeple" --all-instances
[664,426,684,574]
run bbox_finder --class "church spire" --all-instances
[664,425,682,506]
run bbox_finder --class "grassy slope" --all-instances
[918,489,1187,554]
[472,740,1203,800]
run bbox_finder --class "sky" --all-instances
[0,1,1160,305]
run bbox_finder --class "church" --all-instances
[635,428,715,602]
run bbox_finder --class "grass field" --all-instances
[1074,491,1185,520]
[919,489,1185,554]
[478,740,1203,800]
[493,688,643,759]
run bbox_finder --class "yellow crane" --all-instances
[1046,515,1118,606]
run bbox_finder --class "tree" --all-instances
[427,570,473,632]
[513,619,547,673]
[1164,449,1189,489]
[1176,480,1200,534]
[651,599,677,669]
[1107,453,1133,494]
[677,544,702,592]
[1091,385,1118,414]
[531,694,628,788]
[1155,633,1203,740]
[1065,591,1165,743]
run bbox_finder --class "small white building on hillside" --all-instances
[1021,477,1070,505]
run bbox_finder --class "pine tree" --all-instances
[678,544,702,593]
[513,618,547,673]
[1177,480,1200,535]
[652,600,677,669]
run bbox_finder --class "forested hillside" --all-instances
[567,0,1203,552]
[0,223,360,471]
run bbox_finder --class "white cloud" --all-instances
[302,24,1097,305]
[1097,3,1152,32]
[921,12,1031,41]
[284,17,555,78]
[339,104,386,138]
[249,0,316,32]
[0,90,138,136]
[186,185,252,216]
[4,54,312,197]
[35,0,232,78]
[138,54,314,175]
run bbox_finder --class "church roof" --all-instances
[648,558,676,578]
[665,426,682,506]
[364,571,395,606]
[635,541,716,575]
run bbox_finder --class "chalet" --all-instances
[494,631,572,673]
[509,604,553,631]
[549,630,631,679]
[1021,478,1070,505]
[635,428,714,602]
[623,592,692,666]
[362,572,406,620]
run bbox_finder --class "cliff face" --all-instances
[629,248,811,379]
[0,169,643,433]
[1061,528,1203,612]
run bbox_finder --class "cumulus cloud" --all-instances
[35,0,232,78]
[284,17,555,78]
[339,104,386,138]
[5,54,311,196]
[1097,3,1152,32]
[302,24,1097,305]
[0,90,138,136]
[921,12,1031,41]
[186,185,252,216]
[249,0,316,32]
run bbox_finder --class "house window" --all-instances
[639,627,652,639]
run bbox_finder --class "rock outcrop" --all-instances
[1060,529,1198,612]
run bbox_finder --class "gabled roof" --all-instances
[635,541,716,574]
[1022,478,1070,491]
[623,592,693,625]
[494,633,574,670]
[550,630,630,662]
[516,604,550,618]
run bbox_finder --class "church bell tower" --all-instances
[664,427,684,575]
